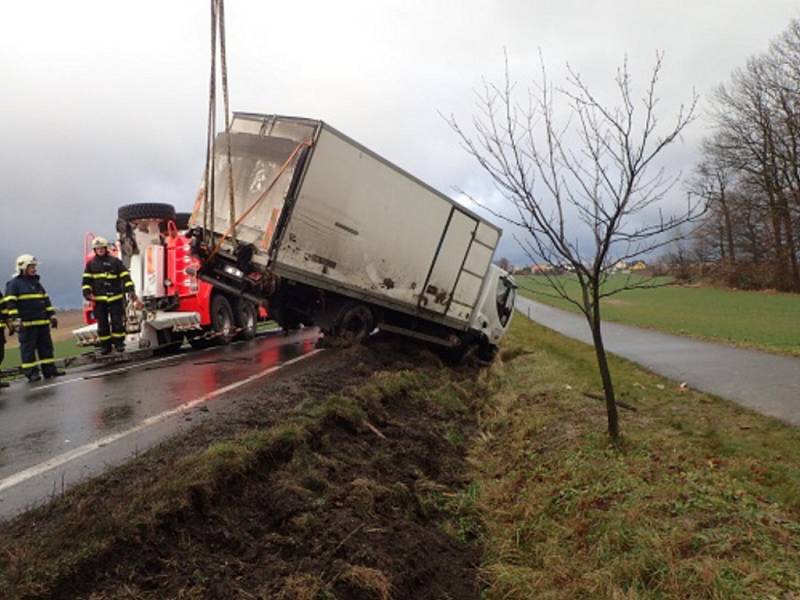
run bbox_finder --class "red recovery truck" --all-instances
[73,203,264,352]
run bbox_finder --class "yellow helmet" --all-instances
[16,254,38,272]
[92,236,110,250]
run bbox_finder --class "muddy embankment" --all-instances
[0,334,490,599]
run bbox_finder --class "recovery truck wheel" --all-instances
[210,294,235,345]
[118,203,176,222]
[235,299,258,340]
[332,302,374,343]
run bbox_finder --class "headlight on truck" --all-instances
[223,264,244,279]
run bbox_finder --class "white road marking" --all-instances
[0,349,323,494]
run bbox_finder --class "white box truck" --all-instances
[190,113,516,359]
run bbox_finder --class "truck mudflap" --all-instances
[72,311,202,346]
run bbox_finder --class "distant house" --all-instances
[612,260,628,272]
[559,262,576,273]
[530,263,554,274]
[630,260,647,271]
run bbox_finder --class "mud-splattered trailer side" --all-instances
[192,113,516,356]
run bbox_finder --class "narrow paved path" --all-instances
[517,296,800,426]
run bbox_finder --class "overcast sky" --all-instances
[1,0,798,307]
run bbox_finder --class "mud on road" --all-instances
[0,335,488,599]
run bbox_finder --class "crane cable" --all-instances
[203,0,236,251]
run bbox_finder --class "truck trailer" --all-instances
[190,113,516,359]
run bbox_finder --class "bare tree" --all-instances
[701,18,800,291]
[494,256,513,272]
[448,53,702,441]
[690,139,737,263]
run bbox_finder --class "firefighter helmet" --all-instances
[92,236,110,250]
[16,254,38,272]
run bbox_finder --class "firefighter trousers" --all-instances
[95,300,126,350]
[19,325,57,379]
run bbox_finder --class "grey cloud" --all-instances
[1,0,797,305]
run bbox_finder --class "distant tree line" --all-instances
[691,18,800,291]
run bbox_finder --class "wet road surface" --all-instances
[0,328,323,519]
[517,297,800,426]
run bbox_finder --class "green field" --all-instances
[1,338,86,371]
[517,274,800,356]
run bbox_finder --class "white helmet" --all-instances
[92,236,110,250]
[16,254,38,272]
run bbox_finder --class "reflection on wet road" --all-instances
[0,329,320,482]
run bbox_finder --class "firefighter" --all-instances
[4,255,64,382]
[82,237,136,354]
[0,289,9,388]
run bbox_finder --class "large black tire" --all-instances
[331,302,374,343]
[118,203,176,222]
[477,342,498,363]
[235,299,258,341]
[174,212,192,230]
[210,294,235,345]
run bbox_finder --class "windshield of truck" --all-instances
[496,276,516,326]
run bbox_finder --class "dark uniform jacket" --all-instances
[82,255,134,303]
[0,290,7,340]
[4,275,56,326]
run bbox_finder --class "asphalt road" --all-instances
[0,328,322,520]
[517,296,800,426]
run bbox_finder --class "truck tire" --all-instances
[118,203,176,222]
[174,212,192,230]
[235,299,258,340]
[477,342,498,363]
[332,302,374,343]
[210,294,235,345]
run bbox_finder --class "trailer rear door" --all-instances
[420,211,499,322]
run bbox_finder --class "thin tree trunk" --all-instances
[718,194,736,263]
[588,301,619,441]
[780,203,800,289]
[766,192,788,284]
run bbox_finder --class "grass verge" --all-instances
[2,338,85,370]
[471,314,800,598]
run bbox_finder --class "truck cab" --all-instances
[470,265,517,359]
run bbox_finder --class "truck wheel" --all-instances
[235,300,258,340]
[333,303,374,343]
[118,203,176,222]
[477,342,498,363]
[211,295,235,345]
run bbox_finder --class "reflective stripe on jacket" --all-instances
[82,255,134,302]
[0,291,7,328]
[4,275,55,324]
